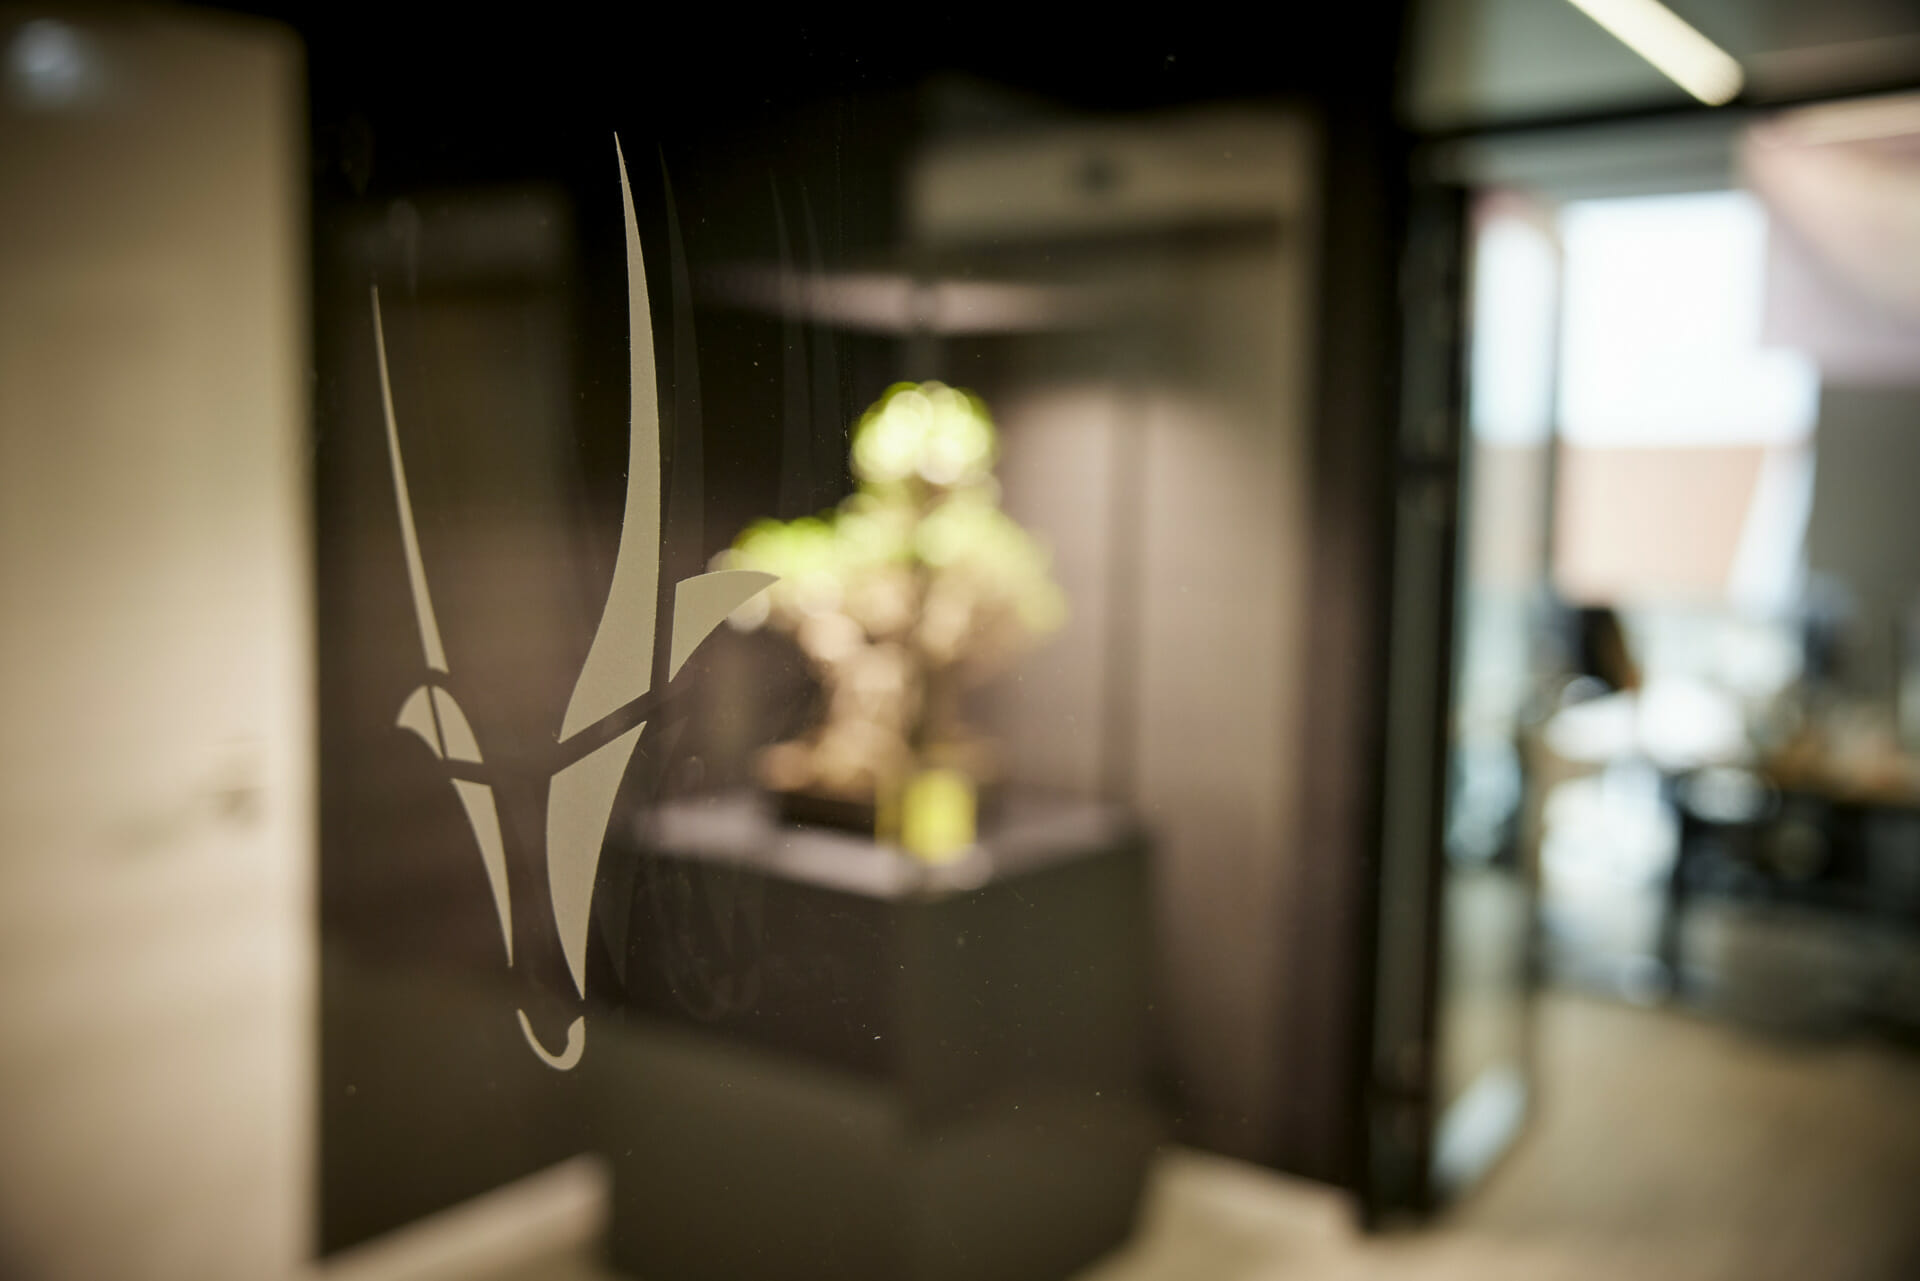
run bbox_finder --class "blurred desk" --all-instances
[1660,760,1920,1019]
[595,792,1160,1281]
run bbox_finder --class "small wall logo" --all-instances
[370,138,775,1070]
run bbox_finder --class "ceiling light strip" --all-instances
[1565,0,1745,106]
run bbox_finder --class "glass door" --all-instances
[1430,193,1561,1199]
[1367,185,1560,1218]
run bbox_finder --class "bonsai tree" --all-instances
[725,381,1065,826]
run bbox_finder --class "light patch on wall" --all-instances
[1553,190,1820,607]
[1559,190,1817,449]
[6,18,105,110]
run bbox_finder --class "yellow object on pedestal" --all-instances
[894,768,977,864]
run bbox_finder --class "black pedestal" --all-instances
[593,792,1160,1281]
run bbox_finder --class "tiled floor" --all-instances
[472,992,1920,1281]
[1083,994,1920,1281]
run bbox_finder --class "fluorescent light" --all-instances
[1564,0,1745,106]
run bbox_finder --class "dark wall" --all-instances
[1285,96,1412,1189]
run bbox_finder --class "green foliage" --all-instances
[724,381,1066,801]
[728,381,1065,650]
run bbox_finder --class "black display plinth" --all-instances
[593,792,1160,1281]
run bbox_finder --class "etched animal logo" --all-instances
[371,138,775,1070]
